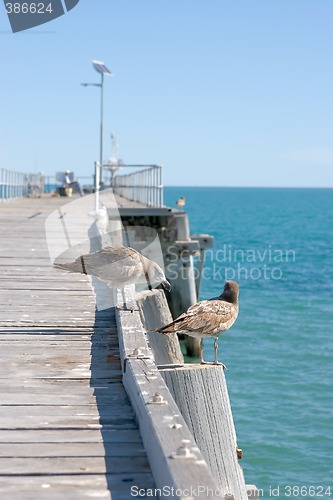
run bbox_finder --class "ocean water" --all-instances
[164,187,333,500]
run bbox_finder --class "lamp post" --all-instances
[81,60,113,182]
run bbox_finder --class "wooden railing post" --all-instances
[159,364,250,499]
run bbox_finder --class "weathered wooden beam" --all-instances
[113,286,153,372]
[136,289,184,365]
[159,364,250,499]
[115,286,222,499]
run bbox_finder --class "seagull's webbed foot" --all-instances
[212,360,228,370]
[200,360,228,370]
[199,339,228,369]
[123,306,134,312]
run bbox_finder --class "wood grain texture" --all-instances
[0,195,257,499]
[115,285,222,499]
[0,196,157,499]
[136,288,184,365]
[159,364,249,499]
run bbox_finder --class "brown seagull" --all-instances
[53,245,171,292]
[151,280,239,366]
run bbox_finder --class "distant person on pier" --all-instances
[64,169,84,197]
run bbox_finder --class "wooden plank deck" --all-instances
[0,195,156,499]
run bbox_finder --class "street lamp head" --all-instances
[92,60,113,76]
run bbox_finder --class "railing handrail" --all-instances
[0,168,45,202]
[1,164,164,206]
[112,164,163,207]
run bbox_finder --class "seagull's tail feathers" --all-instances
[148,321,177,335]
[53,260,85,274]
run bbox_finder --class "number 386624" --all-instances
[5,3,53,14]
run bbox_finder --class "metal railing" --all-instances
[0,164,163,205]
[112,165,163,207]
[0,169,45,201]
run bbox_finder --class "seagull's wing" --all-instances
[79,246,145,282]
[99,246,140,264]
[160,300,238,335]
[54,246,145,283]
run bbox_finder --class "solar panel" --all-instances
[92,60,113,76]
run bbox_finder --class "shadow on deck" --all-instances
[90,307,156,498]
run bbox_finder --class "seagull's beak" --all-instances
[161,280,171,292]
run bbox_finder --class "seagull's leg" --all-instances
[200,337,228,368]
[214,337,218,364]
[213,337,228,370]
[200,338,207,364]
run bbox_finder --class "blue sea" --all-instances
[164,187,333,500]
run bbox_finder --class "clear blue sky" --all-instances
[1,0,333,187]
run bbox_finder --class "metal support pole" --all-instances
[95,161,100,212]
[100,73,104,169]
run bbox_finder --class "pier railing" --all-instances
[0,168,44,201]
[112,165,163,207]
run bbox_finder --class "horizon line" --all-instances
[163,185,333,189]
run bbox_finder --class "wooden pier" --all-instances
[0,196,156,499]
[0,191,258,499]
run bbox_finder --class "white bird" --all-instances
[150,280,239,366]
[53,245,171,291]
